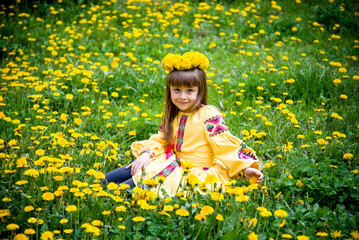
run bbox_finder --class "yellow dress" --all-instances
[131,105,262,196]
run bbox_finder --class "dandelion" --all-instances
[211,192,224,201]
[14,234,28,240]
[74,118,82,126]
[194,213,206,221]
[282,234,293,239]
[176,208,190,217]
[142,179,159,187]
[274,209,288,218]
[316,232,328,237]
[265,160,276,168]
[24,229,36,235]
[340,94,347,99]
[296,235,309,240]
[6,223,20,230]
[164,205,174,211]
[200,205,214,216]
[66,94,73,100]
[350,230,359,239]
[296,180,303,188]
[42,192,55,201]
[331,230,342,238]
[24,206,34,212]
[60,219,68,224]
[203,174,219,184]
[107,182,118,190]
[132,216,145,222]
[92,220,104,226]
[35,149,45,156]
[28,217,37,224]
[102,211,111,215]
[40,231,54,240]
[343,153,353,159]
[248,232,258,240]
[65,205,77,212]
[181,160,195,171]
[216,213,224,221]
[260,210,272,217]
[235,195,250,202]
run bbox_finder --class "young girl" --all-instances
[105,52,263,196]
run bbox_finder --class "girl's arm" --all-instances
[125,152,151,176]
[244,167,263,183]
[202,106,263,182]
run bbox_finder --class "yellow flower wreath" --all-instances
[161,52,210,72]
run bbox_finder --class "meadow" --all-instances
[0,0,358,239]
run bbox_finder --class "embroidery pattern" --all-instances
[176,115,188,152]
[204,115,228,137]
[237,144,256,160]
[153,157,181,179]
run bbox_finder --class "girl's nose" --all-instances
[179,92,186,99]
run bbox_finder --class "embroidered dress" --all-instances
[131,105,262,196]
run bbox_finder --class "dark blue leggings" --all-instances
[105,166,135,188]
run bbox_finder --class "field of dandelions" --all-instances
[0,0,358,239]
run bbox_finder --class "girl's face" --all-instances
[170,85,199,113]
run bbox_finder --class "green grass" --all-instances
[0,0,358,239]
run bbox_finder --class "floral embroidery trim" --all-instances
[152,157,181,180]
[204,115,229,137]
[237,144,257,160]
[176,114,188,153]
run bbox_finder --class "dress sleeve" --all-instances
[131,127,166,160]
[202,106,262,178]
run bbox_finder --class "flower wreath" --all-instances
[161,52,210,72]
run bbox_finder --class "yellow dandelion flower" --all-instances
[194,213,206,221]
[6,223,20,231]
[14,234,28,240]
[350,230,359,239]
[248,232,258,240]
[211,192,224,201]
[42,192,55,201]
[175,208,189,217]
[65,205,77,212]
[200,205,214,216]
[216,213,224,221]
[164,205,174,212]
[203,174,219,184]
[260,210,272,217]
[282,234,293,239]
[24,229,36,235]
[274,209,288,218]
[316,232,328,237]
[235,195,250,202]
[331,230,342,238]
[296,235,309,240]
[132,216,145,222]
[41,231,54,240]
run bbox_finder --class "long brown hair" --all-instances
[162,68,208,144]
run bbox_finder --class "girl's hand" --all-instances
[125,152,151,176]
[244,167,264,183]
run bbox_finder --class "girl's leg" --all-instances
[105,166,133,184]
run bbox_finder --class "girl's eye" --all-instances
[187,89,194,93]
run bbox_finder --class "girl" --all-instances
[105,52,263,196]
